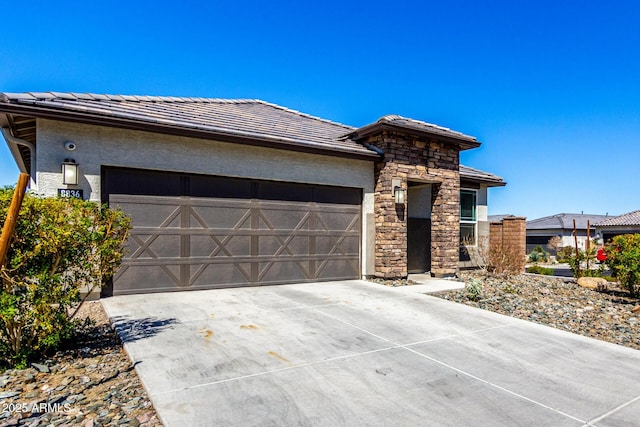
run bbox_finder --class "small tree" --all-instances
[0,187,130,366]
[605,234,640,297]
[547,236,562,255]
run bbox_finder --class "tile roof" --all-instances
[347,114,480,150]
[527,213,610,230]
[460,165,505,186]
[376,115,478,142]
[0,92,496,181]
[0,92,376,158]
[594,210,640,227]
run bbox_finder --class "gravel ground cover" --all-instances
[435,271,640,351]
[0,302,162,427]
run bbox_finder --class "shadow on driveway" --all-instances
[110,316,178,343]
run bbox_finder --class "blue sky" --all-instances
[1,0,638,219]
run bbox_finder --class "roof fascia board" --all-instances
[460,175,507,187]
[0,104,380,161]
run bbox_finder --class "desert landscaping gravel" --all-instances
[436,271,640,351]
[0,302,162,427]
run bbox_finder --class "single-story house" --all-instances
[0,92,504,296]
[594,210,640,242]
[526,213,609,253]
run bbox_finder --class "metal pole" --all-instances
[586,219,591,270]
[0,173,30,269]
[573,218,581,277]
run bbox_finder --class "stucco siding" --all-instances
[477,185,488,222]
[36,119,376,276]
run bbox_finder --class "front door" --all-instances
[407,183,431,273]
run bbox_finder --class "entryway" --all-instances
[407,182,431,274]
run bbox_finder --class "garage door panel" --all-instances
[316,209,360,231]
[189,204,251,229]
[189,235,217,257]
[315,235,359,255]
[190,263,252,288]
[114,200,180,227]
[114,263,182,294]
[316,258,359,280]
[259,261,310,283]
[106,170,361,295]
[257,208,310,231]
[131,234,182,258]
[258,235,310,256]
[189,235,252,258]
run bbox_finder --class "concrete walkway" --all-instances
[102,280,640,426]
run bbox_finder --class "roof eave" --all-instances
[348,122,481,151]
[470,179,506,187]
[0,103,380,161]
[1,128,29,174]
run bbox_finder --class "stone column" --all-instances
[430,177,460,277]
[373,156,408,278]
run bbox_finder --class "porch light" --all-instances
[392,179,406,204]
[62,159,79,185]
[394,186,406,204]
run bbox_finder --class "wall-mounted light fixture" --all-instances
[62,159,79,185]
[392,178,406,205]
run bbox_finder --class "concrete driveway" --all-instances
[101,280,640,426]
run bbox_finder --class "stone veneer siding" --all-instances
[365,130,461,278]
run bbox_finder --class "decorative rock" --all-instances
[0,391,20,399]
[136,411,152,424]
[577,277,608,290]
[31,363,50,373]
[437,271,640,352]
[0,375,11,387]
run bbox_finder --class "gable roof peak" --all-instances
[348,113,480,150]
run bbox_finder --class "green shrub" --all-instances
[502,283,520,294]
[0,188,130,367]
[528,246,549,263]
[566,249,585,278]
[464,279,483,301]
[556,246,574,263]
[527,265,554,275]
[605,234,640,297]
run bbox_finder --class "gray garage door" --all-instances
[103,168,361,295]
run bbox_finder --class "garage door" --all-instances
[103,168,361,295]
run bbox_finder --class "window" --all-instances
[460,189,477,245]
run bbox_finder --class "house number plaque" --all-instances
[57,189,84,199]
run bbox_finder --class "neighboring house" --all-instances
[0,92,505,296]
[594,210,640,242]
[526,213,609,253]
